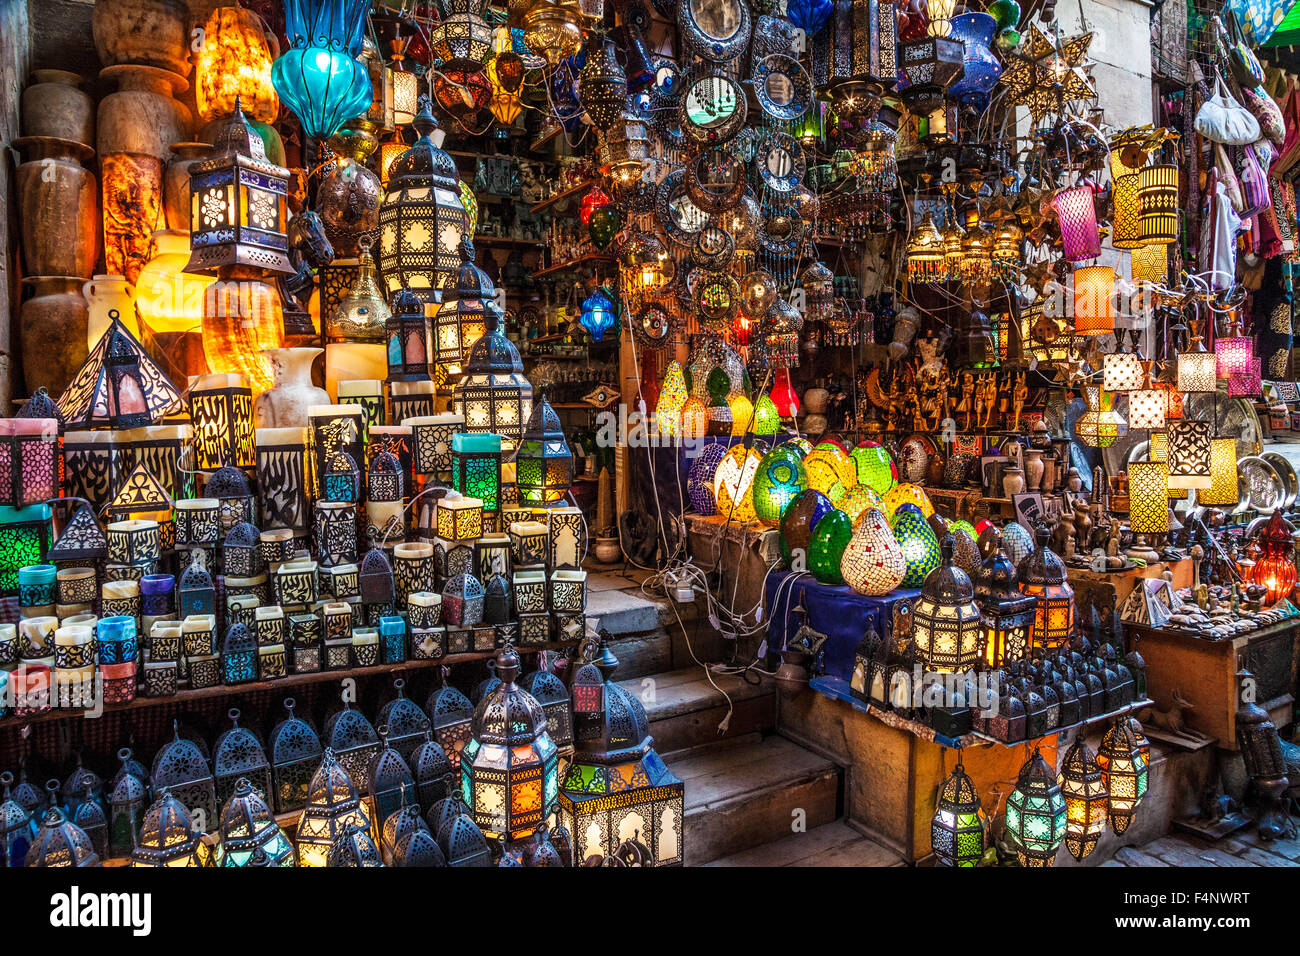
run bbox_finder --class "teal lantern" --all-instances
[214,778,296,866]
[1005,749,1068,867]
[272,0,373,140]
[852,442,898,495]
[752,447,807,527]
[892,503,941,587]
[808,509,852,585]
[579,289,617,342]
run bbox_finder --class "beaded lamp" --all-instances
[905,213,944,283]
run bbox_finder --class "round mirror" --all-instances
[693,224,735,269]
[632,304,675,350]
[679,0,751,62]
[757,131,805,193]
[754,54,812,122]
[685,148,747,213]
[680,74,747,145]
[695,272,741,328]
[657,169,710,247]
[691,0,742,39]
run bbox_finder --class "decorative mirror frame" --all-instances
[678,72,748,146]
[756,131,806,193]
[759,206,805,256]
[656,168,711,247]
[694,271,742,330]
[679,0,753,63]
[753,53,813,122]
[692,223,736,269]
[684,148,748,214]
[631,303,677,351]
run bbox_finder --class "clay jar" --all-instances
[92,0,192,77]
[1002,465,1025,497]
[21,71,94,147]
[255,349,331,429]
[20,278,90,397]
[14,137,99,280]
[97,65,192,162]
[163,142,212,231]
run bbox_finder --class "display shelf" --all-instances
[529,181,594,215]
[532,252,615,278]
[0,641,583,732]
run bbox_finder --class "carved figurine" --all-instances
[953,371,975,431]
[1009,370,1027,433]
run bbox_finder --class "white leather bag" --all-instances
[1195,74,1261,145]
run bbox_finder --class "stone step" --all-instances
[584,571,724,681]
[618,666,775,756]
[670,734,841,866]
[704,820,905,867]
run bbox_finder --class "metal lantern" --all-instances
[896,36,965,114]
[1137,164,1178,243]
[580,288,617,342]
[377,679,430,765]
[326,824,385,866]
[905,214,945,284]
[1058,738,1108,861]
[1,772,36,867]
[370,728,416,826]
[462,644,560,842]
[435,236,497,371]
[431,0,494,69]
[1074,385,1126,448]
[930,761,987,867]
[215,778,296,866]
[974,542,1035,667]
[600,108,651,186]
[1004,749,1067,867]
[488,42,526,129]
[295,749,373,867]
[0,418,57,508]
[520,668,574,750]
[1096,718,1148,834]
[379,782,429,866]
[412,724,455,814]
[427,682,475,768]
[514,398,573,508]
[1102,352,1143,393]
[378,101,468,302]
[150,723,217,828]
[1051,185,1101,262]
[26,805,101,868]
[558,664,683,865]
[579,38,627,130]
[128,791,210,867]
[213,708,272,808]
[57,315,183,430]
[1017,526,1076,651]
[431,796,493,866]
[523,0,584,67]
[1127,461,1169,536]
[392,825,447,866]
[270,698,322,814]
[184,102,292,277]
[387,289,432,382]
[1177,338,1217,394]
[451,433,503,516]
[324,701,381,793]
[911,538,982,673]
[452,315,534,451]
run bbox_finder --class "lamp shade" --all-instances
[1102,353,1143,393]
[1127,460,1169,534]
[273,0,373,140]
[931,762,986,867]
[1196,437,1239,507]
[751,447,808,526]
[1216,331,1254,380]
[1176,347,1217,394]
[451,312,533,452]
[1137,165,1178,243]
[1166,419,1212,489]
[1110,172,1144,249]
[1052,185,1101,262]
[196,6,279,124]
[1071,266,1114,336]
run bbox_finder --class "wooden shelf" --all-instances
[529,123,563,153]
[533,252,614,278]
[529,181,594,215]
[0,642,582,732]
[474,235,545,247]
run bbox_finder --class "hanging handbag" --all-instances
[1239,143,1273,219]
[1221,12,1266,88]
[1241,84,1286,146]
[1195,74,1262,145]
[1214,143,1245,214]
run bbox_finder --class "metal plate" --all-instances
[1262,451,1299,509]
[1238,455,1284,513]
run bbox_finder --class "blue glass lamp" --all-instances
[946,13,1003,109]
[787,0,833,35]
[273,0,373,139]
[580,289,617,342]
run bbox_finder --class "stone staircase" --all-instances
[590,565,903,867]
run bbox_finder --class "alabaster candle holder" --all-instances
[410,625,445,660]
[274,559,318,606]
[99,660,137,704]
[258,528,296,569]
[324,637,352,670]
[96,615,137,666]
[149,620,183,662]
[101,580,141,621]
[258,643,288,680]
[187,653,221,690]
[393,542,434,607]
[56,567,97,606]
[254,605,286,647]
[549,569,587,613]
[182,614,217,658]
[18,615,57,659]
[17,564,56,608]
[53,624,95,669]
[513,570,548,614]
[435,494,484,542]
[289,613,322,648]
[322,601,353,642]
[107,519,162,567]
[173,498,221,548]
[407,591,442,627]
[518,612,551,647]
[351,628,380,667]
[509,521,548,571]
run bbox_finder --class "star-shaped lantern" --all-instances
[1001,24,1096,123]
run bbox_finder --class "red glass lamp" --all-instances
[1252,511,1297,606]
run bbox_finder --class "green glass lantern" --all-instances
[1004,749,1067,867]
[852,442,898,494]
[891,503,941,588]
[808,509,853,585]
[215,777,296,866]
[588,205,622,250]
[451,432,502,515]
[514,397,573,508]
[931,761,986,866]
[752,395,780,435]
[751,447,808,527]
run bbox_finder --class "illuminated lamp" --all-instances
[752,396,780,435]
[1228,357,1262,398]
[973,541,1034,667]
[215,777,295,866]
[1103,352,1143,394]
[686,443,728,515]
[295,748,372,868]
[1074,385,1126,448]
[1249,511,1297,605]
[680,397,709,439]
[461,645,559,842]
[931,761,987,867]
[1051,185,1101,262]
[1137,165,1178,244]
[129,792,210,867]
[0,419,57,509]
[1110,172,1144,249]
[188,373,255,471]
[1005,749,1067,867]
[941,222,966,282]
[488,50,525,129]
[770,367,800,418]
[960,230,993,284]
[435,237,495,373]
[852,442,897,495]
[1177,339,1217,394]
[1126,366,1166,431]
[1149,431,1186,501]
[1197,437,1239,507]
[896,36,965,115]
[579,38,627,130]
[1166,419,1212,489]
[580,289,617,342]
[599,108,652,186]
[1016,526,1076,651]
[429,0,493,70]
[803,446,857,497]
[905,213,945,283]
[833,483,884,524]
[713,443,765,524]
[580,186,612,227]
[514,398,572,507]
[910,538,982,672]
[195,6,279,124]
[1216,318,1254,380]
[386,288,431,382]
[135,229,214,335]
[1071,265,1114,336]
[1131,242,1167,284]
[751,447,808,527]
[450,433,502,516]
[523,0,584,69]
[655,361,688,438]
[992,221,1022,266]
[891,503,942,588]
[1096,718,1148,835]
[432,66,492,121]
[809,509,853,585]
[273,0,373,140]
[1127,460,1169,539]
[452,313,533,452]
[883,482,933,519]
[839,507,906,596]
[1058,739,1108,861]
[391,37,420,127]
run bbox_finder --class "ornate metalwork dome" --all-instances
[26,806,100,867]
[1018,525,1068,587]
[393,826,447,866]
[377,680,429,764]
[324,702,381,793]
[412,726,454,811]
[471,646,550,746]
[520,669,574,749]
[379,784,427,865]
[327,825,384,866]
[974,541,1023,602]
[436,805,492,866]
[385,105,460,188]
[270,698,322,814]
[129,792,209,867]
[213,709,271,807]
[360,545,396,605]
[205,464,252,499]
[576,680,652,757]
[151,723,217,824]
[452,306,533,450]
[426,683,475,767]
[61,758,102,809]
[216,777,295,866]
[369,728,415,825]
[472,674,503,705]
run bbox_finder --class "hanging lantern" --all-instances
[1215,319,1254,380]
[931,761,987,867]
[1126,364,1166,431]
[1166,419,1212,489]
[462,645,559,842]
[1197,437,1240,507]
[25,805,101,868]
[579,38,627,129]
[1051,185,1101,262]
[269,699,322,814]
[1074,384,1126,448]
[451,312,534,451]
[430,0,494,70]
[1096,718,1148,834]
[1058,739,1108,861]
[488,50,526,128]
[1017,526,1076,651]
[911,537,982,671]
[1072,265,1114,336]
[435,237,497,372]
[1228,357,1262,398]
[523,0,584,68]
[295,749,373,867]
[514,398,573,507]
[579,288,617,342]
[1137,165,1178,244]
[1004,749,1067,867]
[128,792,210,867]
[378,101,468,303]
[600,108,652,186]
[1110,172,1144,249]
[195,6,279,124]
[1102,352,1143,393]
[1250,511,1297,605]
[1131,242,1168,284]
[272,0,373,140]
[215,778,296,866]
[427,683,475,768]
[974,542,1035,667]
[1128,460,1169,535]
[906,214,945,283]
